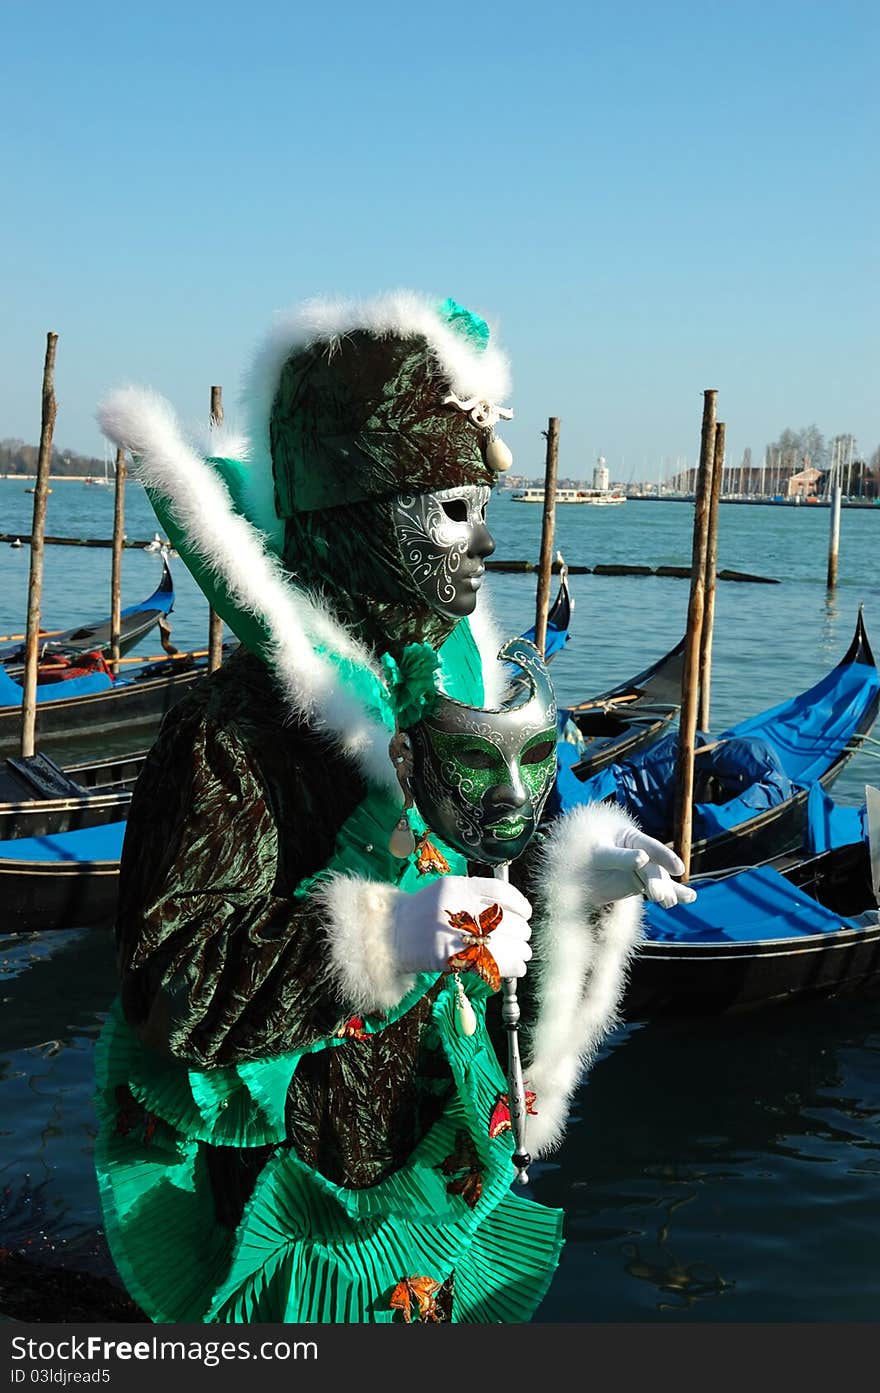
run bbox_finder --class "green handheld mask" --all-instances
[407,637,557,865]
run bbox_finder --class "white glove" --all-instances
[590,828,697,908]
[390,875,533,982]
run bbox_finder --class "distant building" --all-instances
[786,465,822,499]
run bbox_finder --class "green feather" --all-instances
[437,297,490,351]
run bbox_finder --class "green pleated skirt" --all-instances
[94,979,564,1323]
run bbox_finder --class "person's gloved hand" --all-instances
[590,828,697,908]
[390,875,533,982]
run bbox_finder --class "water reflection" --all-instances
[820,589,841,659]
[620,1190,734,1311]
[528,996,880,1321]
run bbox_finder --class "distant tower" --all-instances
[593,456,609,492]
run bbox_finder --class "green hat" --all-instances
[242,292,515,534]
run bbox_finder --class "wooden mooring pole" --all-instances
[21,333,58,758]
[207,386,225,672]
[110,446,126,675]
[826,484,842,589]
[534,417,560,659]
[673,389,718,880]
[697,419,725,732]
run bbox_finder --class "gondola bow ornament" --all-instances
[407,636,558,1183]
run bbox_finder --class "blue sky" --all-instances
[2,0,877,480]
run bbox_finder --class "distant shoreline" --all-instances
[1,474,142,483]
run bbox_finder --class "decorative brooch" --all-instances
[442,393,514,473]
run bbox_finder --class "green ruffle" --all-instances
[96,976,563,1324]
[379,643,440,728]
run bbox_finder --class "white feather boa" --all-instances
[524,802,645,1156]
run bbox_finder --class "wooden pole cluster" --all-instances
[826,484,842,589]
[20,333,58,758]
[110,446,126,674]
[207,386,225,672]
[672,390,724,881]
[534,417,561,658]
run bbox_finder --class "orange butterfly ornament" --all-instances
[445,902,503,992]
[415,832,451,876]
[388,1275,443,1323]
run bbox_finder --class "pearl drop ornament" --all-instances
[454,974,478,1037]
[486,435,513,473]
[388,815,416,858]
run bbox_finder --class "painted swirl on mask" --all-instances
[393,486,492,615]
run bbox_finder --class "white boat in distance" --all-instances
[511,486,627,505]
[511,456,626,506]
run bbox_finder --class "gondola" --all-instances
[0,821,125,934]
[0,649,207,760]
[557,634,685,779]
[624,812,880,1018]
[0,556,174,672]
[553,610,880,876]
[0,748,145,839]
[522,558,573,661]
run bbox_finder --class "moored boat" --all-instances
[0,748,145,839]
[553,610,880,876]
[556,635,685,779]
[0,650,207,760]
[625,827,880,1018]
[0,821,124,933]
[0,556,174,672]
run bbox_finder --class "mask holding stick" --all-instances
[407,636,557,1183]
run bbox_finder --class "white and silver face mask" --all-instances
[392,484,495,619]
[408,637,558,865]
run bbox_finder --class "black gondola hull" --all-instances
[625,840,880,1017]
[0,859,119,933]
[0,663,204,759]
[624,921,880,1018]
[564,635,686,778]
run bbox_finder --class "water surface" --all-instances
[1,481,878,1320]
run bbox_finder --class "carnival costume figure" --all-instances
[95,293,693,1323]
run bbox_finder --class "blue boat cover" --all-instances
[553,654,879,845]
[643,862,863,945]
[521,618,569,660]
[0,820,127,863]
[805,782,867,854]
[0,662,113,708]
[721,657,879,786]
[548,740,618,818]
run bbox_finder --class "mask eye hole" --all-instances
[461,747,496,770]
[441,499,469,522]
[522,740,555,766]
